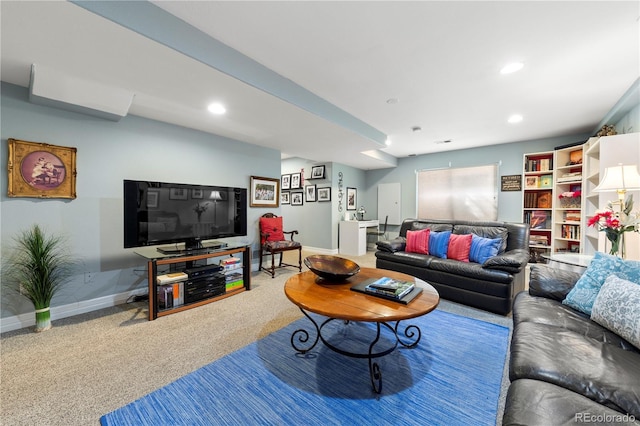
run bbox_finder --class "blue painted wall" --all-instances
[1,82,280,320]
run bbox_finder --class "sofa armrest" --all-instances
[482,249,529,274]
[529,264,581,301]
[375,237,406,253]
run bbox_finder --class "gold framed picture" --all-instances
[250,175,280,207]
[7,138,77,199]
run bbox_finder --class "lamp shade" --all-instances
[593,164,640,192]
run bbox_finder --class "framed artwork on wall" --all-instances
[317,187,331,202]
[147,190,159,208]
[7,138,77,199]
[250,175,280,207]
[281,192,290,205]
[291,191,304,206]
[290,172,302,189]
[310,165,325,179]
[191,189,204,199]
[169,188,188,200]
[346,187,357,210]
[305,185,317,202]
[281,174,291,190]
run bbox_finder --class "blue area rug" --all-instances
[101,309,509,426]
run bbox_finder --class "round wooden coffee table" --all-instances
[284,267,440,393]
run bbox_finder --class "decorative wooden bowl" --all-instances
[304,255,360,282]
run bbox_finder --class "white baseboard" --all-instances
[1,289,147,334]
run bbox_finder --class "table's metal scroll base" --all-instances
[290,308,422,394]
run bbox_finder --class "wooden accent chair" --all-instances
[259,213,302,278]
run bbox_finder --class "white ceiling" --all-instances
[1,1,638,170]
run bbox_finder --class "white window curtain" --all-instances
[417,164,498,221]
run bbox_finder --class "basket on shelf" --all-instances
[560,196,581,208]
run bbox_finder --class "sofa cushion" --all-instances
[447,233,472,262]
[410,222,453,233]
[429,231,451,258]
[469,234,502,264]
[529,264,583,302]
[512,292,639,351]
[509,321,640,416]
[591,275,640,350]
[481,249,530,273]
[453,224,508,254]
[406,229,430,254]
[376,237,406,253]
[503,379,636,426]
[563,252,640,315]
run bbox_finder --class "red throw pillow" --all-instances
[406,228,430,254]
[260,216,285,243]
[448,233,472,262]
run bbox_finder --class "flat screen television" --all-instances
[123,179,247,252]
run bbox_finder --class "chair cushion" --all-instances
[406,228,430,254]
[260,216,285,243]
[264,240,300,251]
[447,233,472,262]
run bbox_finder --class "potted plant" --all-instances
[3,225,74,332]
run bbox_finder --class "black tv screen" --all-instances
[123,180,247,250]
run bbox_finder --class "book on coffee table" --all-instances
[351,278,423,304]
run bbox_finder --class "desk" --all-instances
[284,268,439,392]
[339,220,378,256]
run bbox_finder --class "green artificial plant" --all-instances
[4,224,74,332]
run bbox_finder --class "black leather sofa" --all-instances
[374,219,530,315]
[503,265,640,425]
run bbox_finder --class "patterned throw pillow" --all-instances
[469,234,502,264]
[406,229,430,254]
[448,234,472,262]
[429,231,452,259]
[591,275,640,350]
[562,252,640,315]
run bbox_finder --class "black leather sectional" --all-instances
[375,218,530,315]
[503,265,640,425]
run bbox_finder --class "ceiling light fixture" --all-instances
[386,98,399,105]
[411,126,422,132]
[385,138,392,146]
[508,114,523,124]
[207,102,226,115]
[500,62,524,75]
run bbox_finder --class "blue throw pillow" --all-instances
[429,231,451,259]
[563,252,640,315]
[469,234,502,264]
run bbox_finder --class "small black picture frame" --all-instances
[310,165,325,180]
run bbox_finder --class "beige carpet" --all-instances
[0,250,510,425]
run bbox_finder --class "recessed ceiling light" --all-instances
[386,98,399,105]
[500,62,524,75]
[385,138,392,146]
[411,126,422,132]
[508,114,523,124]
[207,102,226,115]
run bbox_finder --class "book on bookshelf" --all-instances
[157,272,188,285]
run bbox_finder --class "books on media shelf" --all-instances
[172,281,184,306]
[224,271,243,291]
[157,272,188,284]
[365,277,415,300]
[219,257,242,271]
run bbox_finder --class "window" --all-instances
[416,164,498,220]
